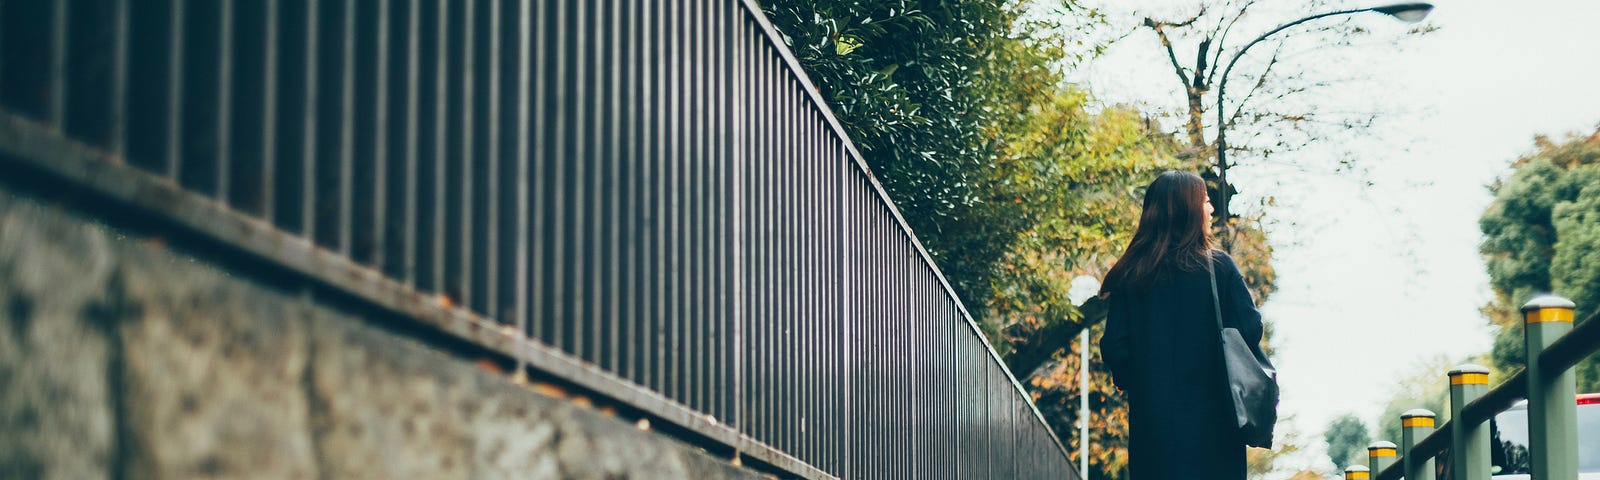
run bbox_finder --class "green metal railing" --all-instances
[1343,295,1598,480]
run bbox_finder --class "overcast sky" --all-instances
[1067,0,1600,474]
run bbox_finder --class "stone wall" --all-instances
[0,187,767,480]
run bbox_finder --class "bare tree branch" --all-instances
[1224,42,1284,130]
[1206,0,1259,87]
[1144,17,1194,88]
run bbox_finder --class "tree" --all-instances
[759,0,1073,310]
[1480,127,1600,390]
[1126,0,1431,230]
[1324,414,1371,470]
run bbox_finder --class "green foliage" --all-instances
[1480,129,1600,390]
[1325,414,1372,469]
[759,0,1082,311]
[987,92,1182,340]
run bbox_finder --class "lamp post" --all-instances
[1211,3,1433,227]
[1068,275,1103,480]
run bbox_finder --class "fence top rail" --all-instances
[733,0,1073,461]
[1539,307,1600,376]
[1375,308,1600,480]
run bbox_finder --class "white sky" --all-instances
[1065,0,1600,474]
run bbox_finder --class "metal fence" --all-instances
[1339,296,1598,480]
[0,0,1076,478]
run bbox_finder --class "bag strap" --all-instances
[1207,252,1224,331]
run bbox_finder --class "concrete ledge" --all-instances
[0,186,766,479]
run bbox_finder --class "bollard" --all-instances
[1402,409,1436,480]
[1449,364,1492,480]
[1523,294,1578,480]
[1368,440,1398,475]
[1346,464,1371,480]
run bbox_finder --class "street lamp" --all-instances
[1211,3,1433,227]
[1067,275,1102,480]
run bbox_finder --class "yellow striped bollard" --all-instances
[1367,440,1397,475]
[1402,409,1436,480]
[1523,294,1578,480]
[1345,464,1370,480]
[1449,364,1491,480]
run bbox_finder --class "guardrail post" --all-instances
[1449,364,1492,480]
[1346,464,1371,480]
[1368,440,1397,474]
[1523,294,1578,480]
[1402,409,1437,480]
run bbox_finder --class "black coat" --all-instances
[1100,251,1265,480]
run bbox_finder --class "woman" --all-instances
[1099,171,1265,479]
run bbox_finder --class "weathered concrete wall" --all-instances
[0,187,766,480]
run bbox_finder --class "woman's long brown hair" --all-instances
[1100,171,1214,296]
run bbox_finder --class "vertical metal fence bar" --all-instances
[456,0,475,309]
[335,0,355,256]
[370,0,391,268]
[616,0,634,382]
[399,0,420,285]
[882,190,893,479]
[757,48,770,447]
[684,0,699,412]
[704,0,716,416]
[716,0,730,425]
[783,76,797,456]
[814,116,825,470]
[771,48,783,450]
[557,0,571,341]
[795,93,808,464]
[682,0,699,411]
[165,0,185,179]
[298,0,318,238]
[795,75,807,459]
[711,0,726,422]
[514,0,531,381]
[529,0,547,341]
[50,0,67,128]
[837,140,848,474]
[667,0,683,402]
[772,64,786,453]
[761,49,775,449]
[649,0,666,395]
[430,0,449,295]
[630,0,646,382]
[903,240,914,477]
[814,114,826,467]
[575,0,593,360]
[557,0,571,347]
[479,0,498,320]
[605,0,622,372]
[215,0,233,201]
[255,0,277,217]
[730,0,744,436]
[817,130,828,470]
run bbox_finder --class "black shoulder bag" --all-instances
[1208,255,1279,448]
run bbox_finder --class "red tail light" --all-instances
[1577,393,1600,405]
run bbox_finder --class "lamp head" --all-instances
[1372,3,1434,23]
